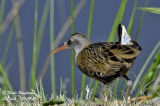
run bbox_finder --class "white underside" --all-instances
[75,47,83,58]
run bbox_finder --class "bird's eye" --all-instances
[67,39,72,45]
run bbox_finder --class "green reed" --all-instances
[50,0,56,95]
[139,51,160,97]
[40,79,47,102]
[37,0,50,61]
[0,0,5,47]
[31,0,38,90]
[0,64,14,95]
[29,0,50,89]
[108,0,127,42]
[133,41,160,96]
[138,7,160,15]
[135,0,149,41]
[2,23,14,65]
[71,0,75,98]
[80,0,95,99]
[14,14,26,91]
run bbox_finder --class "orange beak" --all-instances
[48,44,67,55]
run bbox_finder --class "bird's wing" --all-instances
[77,42,139,77]
[93,42,127,76]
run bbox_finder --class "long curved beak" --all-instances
[48,44,67,55]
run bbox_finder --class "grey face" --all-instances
[65,37,82,50]
[64,34,91,57]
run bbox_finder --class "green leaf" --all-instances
[108,0,128,42]
[50,0,56,96]
[92,81,99,99]
[0,64,13,92]
[31,0,38,90]
[127,0,138,35]
[138,7,160,15]
[135,0,149,41]
[40,79,47,102]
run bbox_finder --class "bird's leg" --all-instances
[125,80,133,101]
[107,85,113,100]
[100,84,112,102]
[123,75,133,101]
[105,84,112,95]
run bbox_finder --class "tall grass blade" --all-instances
[87,0,95,38]
[146,51,160,95]
[131,41,160,94]
[14,15,26,91]
[127,0,137,35]
[150,55,160,97]
[2,23,14,65]
[71,0,75,98]
[0,64,13,92]
[40,79,47,102]
[135,0,149,41]
[152,67,160,97]
[37,0,50,61]
[1,0,25,35]
[0,0,6,47]
[138,7,160,15]
[88,0,95,91]
[152,85,160,97]
[113,80,120,98]
[50,0,56,95]
[81,0,95,99]
[108,0,127,42]
[1,10,8,90]
[37,0,87,84]
[80,74,86,99]
[31,0,38,90]
[29,0,50,89]
[136,50,160,97]
[36,80,40,95]
[112,0,128,98]
[9,0,26,91]
[71,51,75,97]
[60,77,63,96]
[0,64,17,104]
[91,81,98,99]
[88,79,93,89]
[119,0,138,99]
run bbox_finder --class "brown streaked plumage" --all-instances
[49,24,142,100]
[76,41,141,84]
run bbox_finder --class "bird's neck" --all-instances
[74,40,91,58]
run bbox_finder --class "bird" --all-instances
[49,24,142,101]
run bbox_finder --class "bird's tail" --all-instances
[118,23,142,52]
[131,41,142,52]
[117,23,132,45]
[118,24,122,44]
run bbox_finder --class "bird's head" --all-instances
[48,33,91,56]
